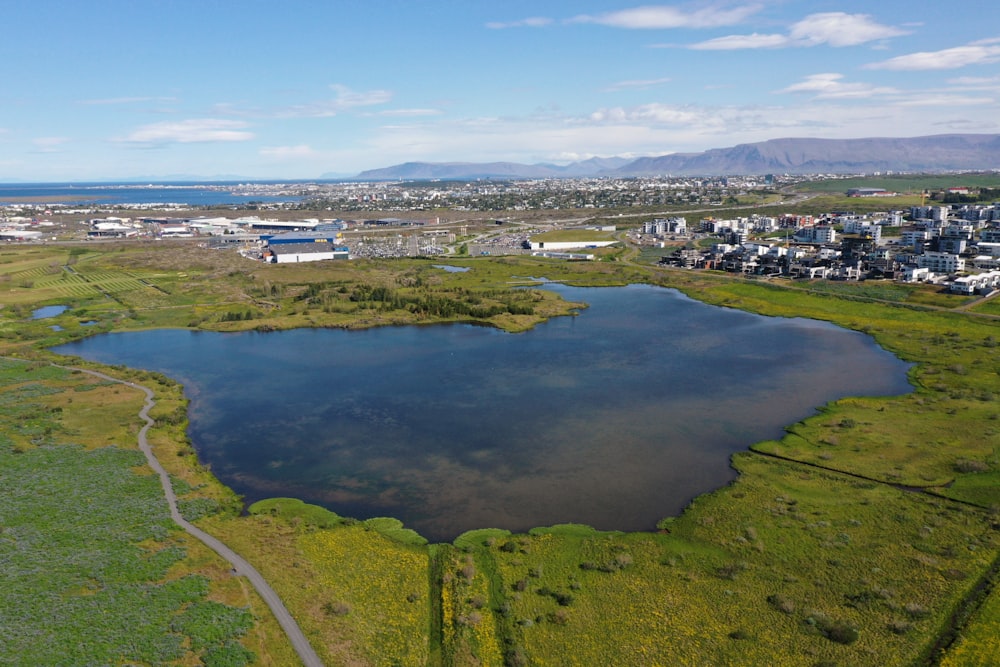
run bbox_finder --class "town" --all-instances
[654,201,1000,296]
[3,175,1000,299]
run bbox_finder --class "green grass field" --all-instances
[792,174,1000,195]
[529,229,618,243]
[0,242,998,665]
[0,358,271,666]
[452,453,994,666]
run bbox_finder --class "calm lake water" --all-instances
[54,284,912,541]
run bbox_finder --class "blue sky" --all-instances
[2,0,998,181]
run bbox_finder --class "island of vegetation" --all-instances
[1,174,998,666]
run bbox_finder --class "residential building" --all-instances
[794,225,836,244]
[916,251,964,274]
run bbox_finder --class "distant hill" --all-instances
[351,134,1000,180]
[354,157,633,180]
[617,135,1000,176]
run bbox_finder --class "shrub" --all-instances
[548,609,570,625]
[888,619,911,635]
[170,601,254,651]
[202,641,255,667]
[822,620,859,645]
[767,593,796,614]
[505,646,528,666]
[553,592,575,607]
[954,459,989,473]
[457,612,482,627]
[323,601,351,616]
[613,553,633,569]
[177,497,222,521]
[716,561,748,580]
[807,611,859,645]
[845,589,881,609]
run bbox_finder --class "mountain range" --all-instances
[348,134,1000,180]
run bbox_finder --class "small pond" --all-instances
[31,305,68,320]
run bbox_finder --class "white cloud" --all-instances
[328,84,393,109]
[591,104,709,126]
[571,4,761,29]
[276,84,392,118]
[118,119,254,144]
[865,39,1000,70]
[690,12,906,50]
[945,76,1000,94]
[261,94,1000,173]
[376,108,445,117]
[948,75,1000,85]
[690,33,788,50]
[893,95,995,107]
[32,137,70,153]
[777,73,899,99]
[930,118,999,132]
[78,96,176,106]
[788,13,907,47]
[603,77,672,92]
[259,144,315,158]
[486,17,552,29]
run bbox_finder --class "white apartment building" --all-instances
[916,251,965,274]
[642,217,687,235]
[975,242,1000,257]
[842,220,882,241]
[901,229,934,247]
[794,225,837,244]
[980,228,1000,243]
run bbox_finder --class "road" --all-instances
[67,365,325,667]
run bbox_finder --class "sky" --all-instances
[2,0,999,181]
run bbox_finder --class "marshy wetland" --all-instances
[1,241,998,666]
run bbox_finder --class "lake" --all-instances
[54,284,912,542]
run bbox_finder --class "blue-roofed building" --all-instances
[262,231,343,245]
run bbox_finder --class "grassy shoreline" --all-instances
[1,242,998,665]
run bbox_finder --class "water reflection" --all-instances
[54,284,911,542]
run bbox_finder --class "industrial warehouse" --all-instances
[244,231,350,264]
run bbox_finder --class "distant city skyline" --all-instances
[2,0,998,181]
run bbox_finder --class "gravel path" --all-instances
[74,366,325,667]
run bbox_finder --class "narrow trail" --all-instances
[67,364,325,667]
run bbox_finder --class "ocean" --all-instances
[0,181,309,206]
